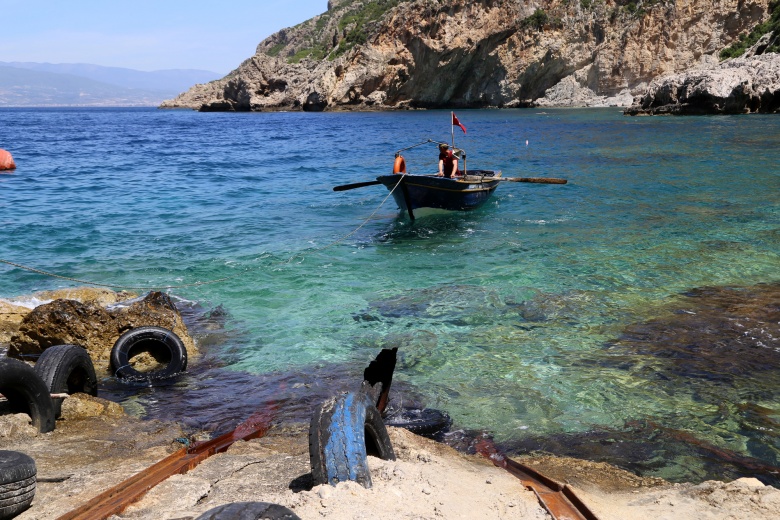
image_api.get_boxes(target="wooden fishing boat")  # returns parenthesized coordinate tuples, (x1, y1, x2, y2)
(332, 135, 566, 221)
(375, 171, 502, 219)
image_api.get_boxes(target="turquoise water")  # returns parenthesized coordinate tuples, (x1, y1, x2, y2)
(1, 108, 779, 483)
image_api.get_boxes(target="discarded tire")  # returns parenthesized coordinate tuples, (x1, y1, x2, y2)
(34, 344, 98, 418)
(0, 451, 36, 519)
(195, 501, 301, 520)
(0, 359, 55, 433)
(384, 407, 452, 438)
(110, 326, 187, 381)
(309, 391, 395, 489)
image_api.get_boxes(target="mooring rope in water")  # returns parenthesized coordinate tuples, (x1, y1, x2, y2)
(281, 172, 406, 264)
(0, 258, 239, 291)
(0, 174, 407, 291)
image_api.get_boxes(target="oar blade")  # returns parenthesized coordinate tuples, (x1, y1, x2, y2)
(503, 177, 567, 184)
(333, 180, 382, 191)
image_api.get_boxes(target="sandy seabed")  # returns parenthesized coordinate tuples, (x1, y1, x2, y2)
(1, 397, 780, 520)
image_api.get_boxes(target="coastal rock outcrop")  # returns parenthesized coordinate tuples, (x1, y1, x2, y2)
(0, 287, 134, 348)
(6, 291, 196, 371)
(624, 52, 780, 114)
(60, 393, 125, 421)
(0, 300, 28, 347)
(161, 0, 771, 111)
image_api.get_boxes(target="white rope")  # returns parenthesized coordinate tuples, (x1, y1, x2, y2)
(282, 173, 407, 263)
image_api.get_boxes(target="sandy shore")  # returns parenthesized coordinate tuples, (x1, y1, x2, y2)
(1, 396, 779, 520)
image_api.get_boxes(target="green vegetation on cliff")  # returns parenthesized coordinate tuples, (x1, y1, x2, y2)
(720, 0, 780, 59)
(265, 0, 404, 63)
(332, 0, 403, 58)
(522, 9, 549, 30)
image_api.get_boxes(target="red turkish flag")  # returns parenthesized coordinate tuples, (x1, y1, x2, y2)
(452, 112, 466, 134)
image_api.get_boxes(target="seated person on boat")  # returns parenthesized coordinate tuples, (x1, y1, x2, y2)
(438, 143, 460, 178)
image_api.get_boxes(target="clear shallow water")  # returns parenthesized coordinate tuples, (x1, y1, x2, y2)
(1, 107, 779, 484)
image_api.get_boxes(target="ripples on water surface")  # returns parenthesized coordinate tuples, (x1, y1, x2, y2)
(1, 107, 779, 484)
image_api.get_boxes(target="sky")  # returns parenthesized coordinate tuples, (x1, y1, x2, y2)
(1, 0, 328, 74)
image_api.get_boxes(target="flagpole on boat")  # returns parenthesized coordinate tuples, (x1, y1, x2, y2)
(451, 112, 466, 176)
(451, 111, 455, 150)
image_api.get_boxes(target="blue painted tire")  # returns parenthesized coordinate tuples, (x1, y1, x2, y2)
(309, 391, 395, 488)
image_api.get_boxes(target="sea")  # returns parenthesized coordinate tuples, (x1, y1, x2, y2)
(1, 107, 778, 485)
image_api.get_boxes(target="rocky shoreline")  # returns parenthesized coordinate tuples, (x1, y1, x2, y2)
(3, 288, 780, 518)
(160, 0, 772, 113)
(2, 395, 779, 519)
(160, 48, 780, 114)
(624, 52, 780, 115)
(1, 287, 197, 373)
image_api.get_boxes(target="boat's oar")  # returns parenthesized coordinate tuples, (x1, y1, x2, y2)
(333, 180, 382, 191)
(499, 177, 567, 184)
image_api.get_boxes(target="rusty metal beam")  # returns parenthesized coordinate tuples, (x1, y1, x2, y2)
(476, 437, 600, 520)
(56, 408, 274, 520)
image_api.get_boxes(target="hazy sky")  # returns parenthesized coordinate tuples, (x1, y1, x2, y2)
(1, 0, 327, 74)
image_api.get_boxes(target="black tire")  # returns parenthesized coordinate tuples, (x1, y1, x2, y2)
(0, 359, 55, 433)
(194, 502, 301, 520)
(0, 451, 36, 520)
(309, 391, 395, 489)
(34, 344, 98, 418)
(384, 407, 452, 438)
(110, 326, 187, 381)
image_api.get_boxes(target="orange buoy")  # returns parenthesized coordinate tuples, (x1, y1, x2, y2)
(393, 155, 406, 174)
(0, 149, 16, 171)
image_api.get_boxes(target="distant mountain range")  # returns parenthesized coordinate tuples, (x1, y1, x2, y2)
(0, 62, 223, 107)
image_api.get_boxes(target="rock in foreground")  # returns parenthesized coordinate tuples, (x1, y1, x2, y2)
(6, 291, 196, 371)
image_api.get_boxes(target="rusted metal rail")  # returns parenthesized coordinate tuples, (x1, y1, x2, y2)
(56, 408, 274, 520)
(476, 438, 600, 520)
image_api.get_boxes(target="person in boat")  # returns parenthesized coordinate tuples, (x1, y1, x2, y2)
(437, 143, 459, 178)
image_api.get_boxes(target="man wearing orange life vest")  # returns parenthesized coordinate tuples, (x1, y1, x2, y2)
(437, 143, 459, 178)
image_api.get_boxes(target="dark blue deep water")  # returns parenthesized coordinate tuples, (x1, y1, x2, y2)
(1, 107, 779, 484)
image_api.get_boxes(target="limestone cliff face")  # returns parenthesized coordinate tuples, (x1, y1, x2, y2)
(624, 52, 780, 114)
(160, 0, 771, 110)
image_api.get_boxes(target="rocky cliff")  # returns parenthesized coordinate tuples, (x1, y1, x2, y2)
(624, 50, 780, 114)
(624, 9, 780, 113)
(160, 0, 771, 111)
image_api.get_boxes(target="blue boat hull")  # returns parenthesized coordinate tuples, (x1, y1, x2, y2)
(376, 170, 501, 217)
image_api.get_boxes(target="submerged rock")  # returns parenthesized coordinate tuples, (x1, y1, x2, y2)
(364, 284, 505, 322)
(605, 282, 780, 381)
